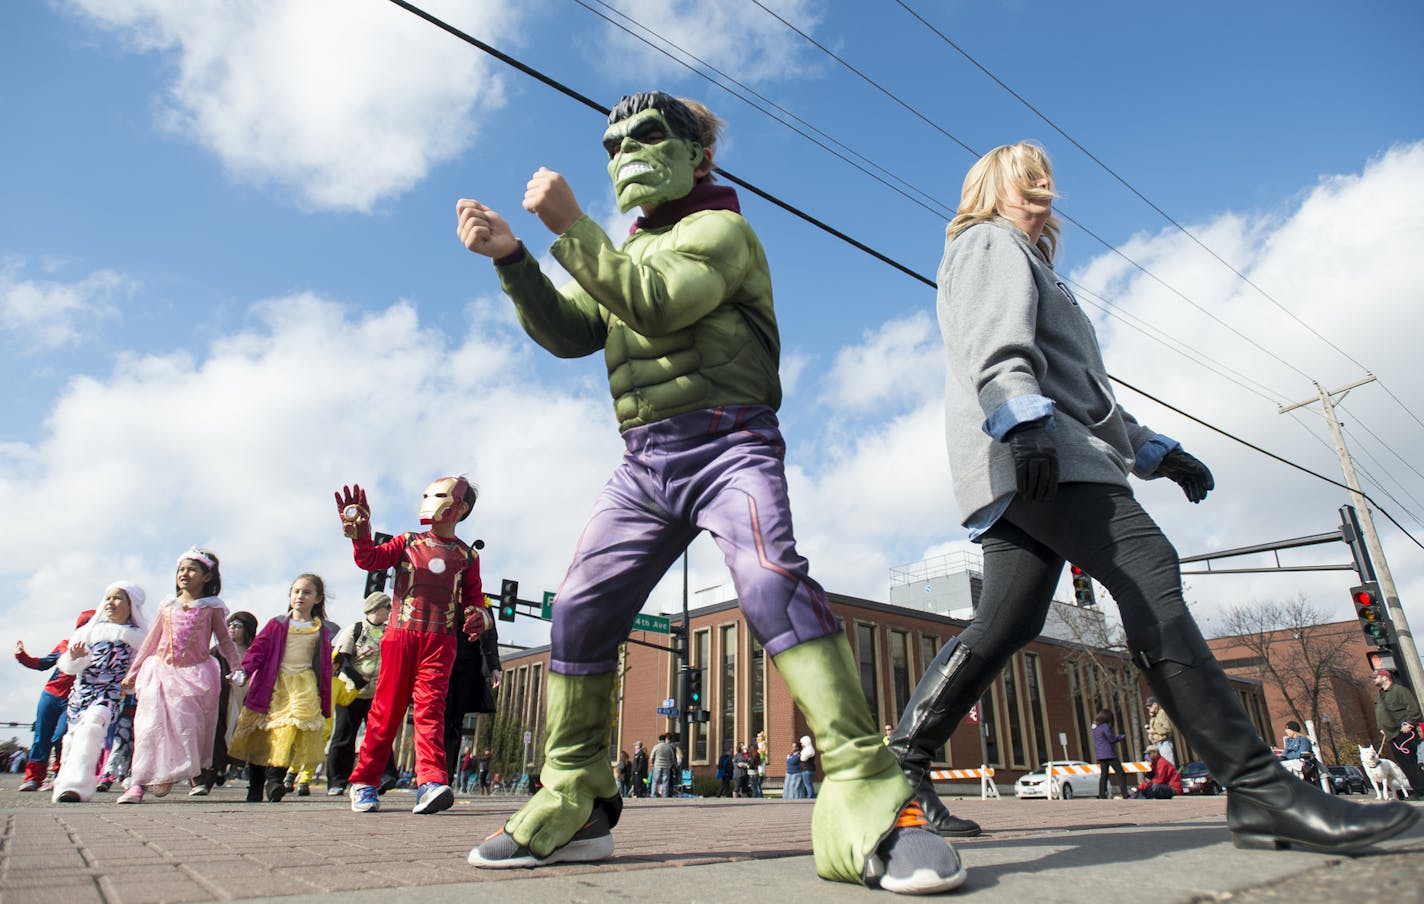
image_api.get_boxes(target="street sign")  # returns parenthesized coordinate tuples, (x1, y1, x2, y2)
(662, 698, 675, 708)
(632, 612, 671, 634)
(656, 706, 679, 716)
(541, 591, 556, 619)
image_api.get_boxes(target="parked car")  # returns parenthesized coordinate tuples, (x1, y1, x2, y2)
(1179, 761, 1222, 795)
(1014, 760, 1092, 800)
(1327, 764, 1367, 795)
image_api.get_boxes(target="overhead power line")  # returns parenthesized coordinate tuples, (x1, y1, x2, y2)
(382, 0, 1424, 554)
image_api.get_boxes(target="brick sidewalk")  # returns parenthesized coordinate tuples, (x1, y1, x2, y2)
(0, 786, 1240, 903)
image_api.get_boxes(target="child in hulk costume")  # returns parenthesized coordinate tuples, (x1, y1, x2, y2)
(455, 92, 962, 894)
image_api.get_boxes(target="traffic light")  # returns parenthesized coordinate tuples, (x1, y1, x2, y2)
(1352, 582, 1388, 645)
(498, 578, 519, 622)
(688, 667, 704, 709)
(363, 568, 388, 598)
(1070, 565, 1096, 606)
(363, 532, 393, 597)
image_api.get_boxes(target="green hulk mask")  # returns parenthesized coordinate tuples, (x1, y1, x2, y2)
(603, 107, 704, 214)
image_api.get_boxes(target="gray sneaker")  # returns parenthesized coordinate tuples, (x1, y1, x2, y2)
(872, 823, 967, 895)
(468, 806, 614, 869)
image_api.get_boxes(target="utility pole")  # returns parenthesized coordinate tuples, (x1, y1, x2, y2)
(1280, 375, 1424, 693)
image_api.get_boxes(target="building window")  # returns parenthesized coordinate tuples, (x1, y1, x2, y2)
(1024, 652, 1050, 765)
(981, 682, 1001, 767)
(692, 629, 710, 762)
(889, 629, 911, 722)
(750, 636, 765, 753)
(855, 622, 880, 726)
(1002, 657, 1028, 768)
(529, 663, 543, 763)
(719, 624, 737, 756)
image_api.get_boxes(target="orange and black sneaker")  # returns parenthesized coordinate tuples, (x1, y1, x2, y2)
(872, 800, 967, 894)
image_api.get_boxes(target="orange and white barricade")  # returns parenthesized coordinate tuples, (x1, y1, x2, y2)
(1046, 761, 1150, 799)
(928, 765, 1000, 799)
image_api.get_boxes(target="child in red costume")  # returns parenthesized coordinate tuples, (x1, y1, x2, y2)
(335, 476, 492, 815)
(13, 610, 96, 791)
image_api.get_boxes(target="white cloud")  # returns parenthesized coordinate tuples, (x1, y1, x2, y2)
(0, 259, 134, 349)
(585, 0, 826, 84)
(61, 0, 519, 211)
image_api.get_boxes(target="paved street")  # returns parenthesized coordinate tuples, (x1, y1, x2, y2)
(1, 784, 1421, 903)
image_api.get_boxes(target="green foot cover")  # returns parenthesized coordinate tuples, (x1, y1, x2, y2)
(505, 671, 618, 858)
(775, 633, 913, 885)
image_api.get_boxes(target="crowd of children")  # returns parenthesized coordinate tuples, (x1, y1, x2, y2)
(13, 475, 496, 816)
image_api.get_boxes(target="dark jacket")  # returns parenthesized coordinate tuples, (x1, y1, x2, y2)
(1375, 682, 1423, 734)
(1092, 721, 1125, 761)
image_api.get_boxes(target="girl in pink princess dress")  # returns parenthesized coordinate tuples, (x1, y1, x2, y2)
(118, 547, 241, 803)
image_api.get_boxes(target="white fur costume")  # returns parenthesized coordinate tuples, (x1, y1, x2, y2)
(52, 582, 148, 802)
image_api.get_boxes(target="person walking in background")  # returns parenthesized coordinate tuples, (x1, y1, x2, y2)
(14, 610, 95, 792)
(443, 594, 501, 796)
(52, 584, 148, 802)
(794, 735, 817, 800)
(326, 591, 398, 797)
(616, 750, 633, 798)
(884, 140, 1415, 865)
(227, 573, 334, 803)
(632, 740, 649, 798)
(191, 609, 257, 796)
(649, 733, 676, 798)
(1092, 709, 1128, 799)
(1145, 697, 1176, 765)
(1131, 746, 1182, 799)
(782, 744, 803, 799)
(1281, 721, 1312, 761)
(1373, 668, 1424, 793)
(732, 741, 751, 797)
(716, 745, 735, 797)
(478, 749, 494, 796)
(120, 548, 241, 804)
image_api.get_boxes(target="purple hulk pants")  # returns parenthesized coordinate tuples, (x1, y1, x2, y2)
(550, 405, 839, 675)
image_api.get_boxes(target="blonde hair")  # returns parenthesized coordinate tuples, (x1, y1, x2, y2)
(947, 141, 1061, 263)
(678, 96, 723, 183)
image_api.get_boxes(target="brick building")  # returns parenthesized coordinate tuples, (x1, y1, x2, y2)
(486, 592, 1272, 787)
(1207, 620, 1399, 764)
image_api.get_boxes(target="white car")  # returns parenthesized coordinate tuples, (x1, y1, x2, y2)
(1014, 760, 1092, 799)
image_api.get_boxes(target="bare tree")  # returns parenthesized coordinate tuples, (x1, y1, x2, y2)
(1053, 602, 1148, 760)
(1216, 594, 1357, 750)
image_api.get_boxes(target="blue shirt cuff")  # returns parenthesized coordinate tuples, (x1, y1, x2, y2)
(982, 395, 1056, 442)
(1134, 434, 1180, 479)
(965, 496, 1013, 542)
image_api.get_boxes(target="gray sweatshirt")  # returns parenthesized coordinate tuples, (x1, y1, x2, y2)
(937, 218, 1164, 524)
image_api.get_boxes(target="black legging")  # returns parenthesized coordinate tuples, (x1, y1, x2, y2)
(960, 483, 1189, 667)
(1097, 758, 1129, 798)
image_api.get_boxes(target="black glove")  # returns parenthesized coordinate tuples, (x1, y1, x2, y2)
(1157, 447, 1214, 503)
(1005, 421, 1059, 502)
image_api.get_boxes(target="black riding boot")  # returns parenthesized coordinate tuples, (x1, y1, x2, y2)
(886, 638, 996, 837)
(1136, 615, 1417, 854)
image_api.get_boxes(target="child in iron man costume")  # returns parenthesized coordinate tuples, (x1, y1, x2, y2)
(335, 476, 492, 816)
(455, 92, 961, 894)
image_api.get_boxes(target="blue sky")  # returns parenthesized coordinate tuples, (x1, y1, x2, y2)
(3, 0, 1423, 722)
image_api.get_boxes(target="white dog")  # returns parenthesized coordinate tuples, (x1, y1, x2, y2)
(1359, 744, 1411, 800)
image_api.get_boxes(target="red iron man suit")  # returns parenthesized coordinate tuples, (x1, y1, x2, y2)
(337, 478, 485, 792)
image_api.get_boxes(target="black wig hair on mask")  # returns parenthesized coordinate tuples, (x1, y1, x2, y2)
(608, 92, 700, 144)
(458, 476, 479, 523)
